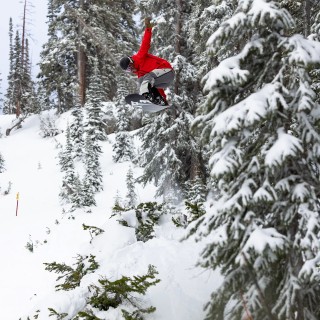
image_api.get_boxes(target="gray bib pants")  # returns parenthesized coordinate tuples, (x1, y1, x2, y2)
(138, 68, 175, 95)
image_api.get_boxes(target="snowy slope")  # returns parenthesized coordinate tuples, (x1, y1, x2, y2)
(0, 112, 220, 320)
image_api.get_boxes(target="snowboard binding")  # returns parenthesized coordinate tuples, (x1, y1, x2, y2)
(142, 84, 168, 106)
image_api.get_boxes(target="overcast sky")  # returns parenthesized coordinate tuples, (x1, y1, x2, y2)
(0, 0, 47, 92)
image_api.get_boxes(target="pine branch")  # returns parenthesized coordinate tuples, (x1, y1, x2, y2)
(241, 253, 278, 320)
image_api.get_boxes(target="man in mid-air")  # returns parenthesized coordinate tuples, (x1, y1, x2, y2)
(119, 17, 174, 106)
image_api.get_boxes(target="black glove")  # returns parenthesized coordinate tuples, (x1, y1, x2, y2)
(145, 17, 155, 28)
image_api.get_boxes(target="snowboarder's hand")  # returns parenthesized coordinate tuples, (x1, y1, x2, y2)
(145, 17, 155, 29)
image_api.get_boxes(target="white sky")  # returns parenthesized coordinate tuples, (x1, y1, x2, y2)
(0, 0, 47, 92)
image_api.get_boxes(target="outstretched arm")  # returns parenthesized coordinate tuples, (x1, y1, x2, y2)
(136, 17, 155, 59)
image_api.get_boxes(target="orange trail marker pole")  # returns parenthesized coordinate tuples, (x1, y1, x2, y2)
(16, 192, 19, 216)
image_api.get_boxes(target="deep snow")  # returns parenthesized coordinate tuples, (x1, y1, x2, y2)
(0, 112, 220, 320)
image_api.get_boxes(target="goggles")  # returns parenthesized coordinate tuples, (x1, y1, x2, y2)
(126, 57, 135, 72)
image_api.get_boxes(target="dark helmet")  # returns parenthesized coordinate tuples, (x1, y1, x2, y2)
(119, 56, 131, 70)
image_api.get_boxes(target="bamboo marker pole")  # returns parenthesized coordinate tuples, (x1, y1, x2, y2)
(16, 192, 19, 216)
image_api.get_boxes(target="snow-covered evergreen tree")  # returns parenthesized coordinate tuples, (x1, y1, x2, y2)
(310, 5, 320, 104)
(84, 59, 107, 151)
(0, 73, 2, 111)
(7, 30, 23, 116)
(81, 176, 96, 208)
(280, 0, 320, 36)
(37, 0, 77, 112)
(59, 125, 78, 202)
(39, 0, 137, 112)
(69, 174, 84, 210)
(184, 175, 207, 205)
(22, 39, 39, 114)
(125, 166, 137, 208)
(188, 0, 234, 80)
(69, 105, 84, 160)
(183, 175, 207, 224)
(0, 153, 5, 173)
(194, 1, 320, 319)
(3, 20, 38, 117)
(3, 18, 15, 115)
(112, 103, 135, 163)
(138, 113, 183, 200)
(83, 134, 103, 194)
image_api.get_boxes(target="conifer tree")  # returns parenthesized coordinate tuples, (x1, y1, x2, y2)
(2, 0, 39, 117)
(280, 0, 320, 36)
(3, 18, 15, 115)
(112, 102, 135, 163)
(59, 125, 78, 202)
(310, 5, 320, 103)
(84, 59, 107, 152)
(0, 73, 2, 111)
(38, 0, 137, 112)
(138, 113, 184, 200)
(0, 153, 5, 173)
(3, 20, 37, 117)
(184, 175, 207, 223)
(70, 173, 84, 209)
(83, 133, 103, 194)
(125, 167, 137, 208)
(194, 1, 320, 319)
(113, 189, 124, 212)
(20, 38, 38, 114)
(187, 0, 235, 80)
(11, 30, 23, 116)
(70, 105, 84, 160)
(112, 64, 136, 163)
(38, 0, 77, 112)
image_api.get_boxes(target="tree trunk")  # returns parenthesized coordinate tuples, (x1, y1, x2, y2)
(174, 0, 182, 97)
(16, 0, 28, 118)
(303, 0, 311, 37)
(21, 0, 27, 69)
(78, 0, 86, 107)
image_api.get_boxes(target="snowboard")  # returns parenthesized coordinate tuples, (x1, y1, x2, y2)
(125, 94, 169, 113)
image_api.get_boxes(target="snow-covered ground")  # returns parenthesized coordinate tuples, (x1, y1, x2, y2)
(0, 112, 220, 320)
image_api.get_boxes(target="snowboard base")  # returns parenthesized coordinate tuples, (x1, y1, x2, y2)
(125, 94, 169, 113)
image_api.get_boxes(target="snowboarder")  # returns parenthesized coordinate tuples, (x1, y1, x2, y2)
(119, 17, 174, 106)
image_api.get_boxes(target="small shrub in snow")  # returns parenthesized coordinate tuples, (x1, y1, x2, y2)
(184, 201, 206, 222)
(82, 224, 105, 243)
(135, 202, 163, 242)
(39, 113, 61, 138)
(48, 308, 68, 319)
(3, 181, 12, 195)
(75, 265, 159, 320)
(44, 254, 99, 291)
(25, 239, 34, 253)
(116, 202, 170, 242)
(172, 213, 187, 228)
(118, 218, 130, 227)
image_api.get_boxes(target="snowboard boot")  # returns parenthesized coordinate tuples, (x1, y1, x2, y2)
(149, 86, 168, 106)
(142, 83, 156, 103)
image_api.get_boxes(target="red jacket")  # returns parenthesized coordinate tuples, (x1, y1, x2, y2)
(132, 28, 173, 78)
